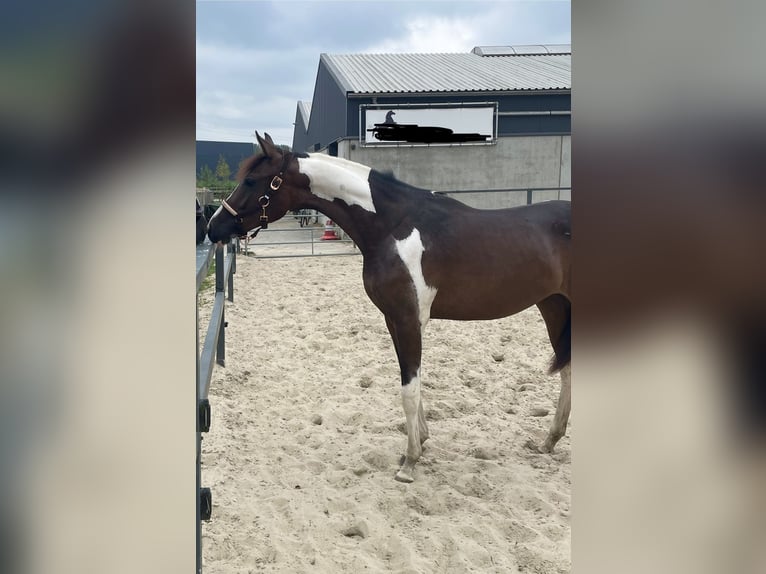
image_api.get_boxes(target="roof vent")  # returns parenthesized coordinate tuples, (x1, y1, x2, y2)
(471, 44, 571, 56)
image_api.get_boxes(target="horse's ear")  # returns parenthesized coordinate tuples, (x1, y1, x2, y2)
(256, 131, 280, 158)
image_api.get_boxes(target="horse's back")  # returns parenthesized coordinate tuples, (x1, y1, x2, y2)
(427, 199, 570, 248)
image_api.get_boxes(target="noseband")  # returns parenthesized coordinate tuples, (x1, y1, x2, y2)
(220, 153, 291, 231)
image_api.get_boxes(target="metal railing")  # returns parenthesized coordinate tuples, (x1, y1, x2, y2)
(197, 186, 570, 262)
(437, 186, 571, 207)
(241, 223, 358, 259)
(195, 239, 237, 574)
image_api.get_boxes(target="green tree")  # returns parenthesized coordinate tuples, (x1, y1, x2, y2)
(215, 154, 231, 183)
(197, 164, 214, 187)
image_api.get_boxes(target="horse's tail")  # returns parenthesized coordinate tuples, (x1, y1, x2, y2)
(549, 307, 571, 374)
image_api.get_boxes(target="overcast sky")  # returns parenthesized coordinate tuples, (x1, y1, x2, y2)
(196, 1, 570, 146)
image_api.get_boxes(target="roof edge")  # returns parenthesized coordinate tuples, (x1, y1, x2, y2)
(346, 88, 572, 97)
(320, 52, 353, 94)
(297, 101, 312, 128)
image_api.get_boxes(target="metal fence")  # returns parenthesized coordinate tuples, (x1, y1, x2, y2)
(239, 220, 359, 259)
(242, 187, 570, 259)
(197, 186, 570, 260)
(437, 186, 571, 209)
(195, 239, 237, 573)
(197, 186, 571, 214)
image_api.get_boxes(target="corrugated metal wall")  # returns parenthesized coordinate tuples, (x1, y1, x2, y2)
(293, 61, 348, 153)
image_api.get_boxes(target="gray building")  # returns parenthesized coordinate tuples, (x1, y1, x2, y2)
(292, 45, 571, 208)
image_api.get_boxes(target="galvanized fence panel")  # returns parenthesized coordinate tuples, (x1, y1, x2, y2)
(195, 239, 237, 573)
(241, 221, 359, 259)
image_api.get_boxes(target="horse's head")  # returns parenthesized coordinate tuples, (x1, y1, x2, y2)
(207, 132, 304, 244)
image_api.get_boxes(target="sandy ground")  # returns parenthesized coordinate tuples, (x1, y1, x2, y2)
(198, 246, 570, 573)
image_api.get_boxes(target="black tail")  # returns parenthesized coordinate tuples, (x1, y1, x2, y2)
(549, 310, 571, 374)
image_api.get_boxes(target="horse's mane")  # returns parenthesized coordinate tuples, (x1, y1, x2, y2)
(236, 153, 267, 182)
(236, 150, 308, 182)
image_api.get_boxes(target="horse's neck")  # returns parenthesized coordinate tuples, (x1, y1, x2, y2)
(297, 155, 376, 213)
(296, 155, 411, 251)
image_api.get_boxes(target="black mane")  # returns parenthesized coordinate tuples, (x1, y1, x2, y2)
(236, 153, 268, 182)
(237, 150, 310, 181)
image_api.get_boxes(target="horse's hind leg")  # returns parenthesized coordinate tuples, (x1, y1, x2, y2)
(418, 397, 429, 443)
(385, 315, 425, 483)
(542, 363, 571, 453)
(535, 294, 572, 453)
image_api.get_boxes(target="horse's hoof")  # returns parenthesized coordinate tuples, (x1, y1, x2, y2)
(524, 439, 545, 453)
(394, 469, 415, 483)
(540, 438, 557, 453)
(395, 458, 416, 483)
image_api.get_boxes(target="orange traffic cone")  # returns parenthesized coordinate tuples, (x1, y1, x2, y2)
(321, 219, 340, 240)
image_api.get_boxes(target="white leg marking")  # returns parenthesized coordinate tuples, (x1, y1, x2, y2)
(542, 363, 571, 453)
(297, 154, 375, 212)
(396, 373, 422, 483)
(393, 228, 438, 329)
(418, 395, 429, 443)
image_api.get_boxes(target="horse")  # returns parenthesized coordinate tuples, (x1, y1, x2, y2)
(207, 132, 571, 483)
(196, 198, 207, 245)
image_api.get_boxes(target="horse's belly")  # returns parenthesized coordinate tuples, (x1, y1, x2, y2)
(429, 287, 543, 321)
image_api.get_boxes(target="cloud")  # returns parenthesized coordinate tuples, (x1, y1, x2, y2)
(196, 40, 263, 70)
(196, 90, 297, 144)
(359, 3, 570, 55)
(195, 2, 571, 144)
(196, 37, 319, 144)
(365, 16, 479, 53)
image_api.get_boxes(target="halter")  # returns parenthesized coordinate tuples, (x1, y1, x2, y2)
(220, 153, 291, 231)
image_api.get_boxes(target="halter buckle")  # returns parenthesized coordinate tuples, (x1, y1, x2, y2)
(270, 176, 283, 191)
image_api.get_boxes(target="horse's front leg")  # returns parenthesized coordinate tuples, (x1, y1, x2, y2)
(385, 316, 424, 483)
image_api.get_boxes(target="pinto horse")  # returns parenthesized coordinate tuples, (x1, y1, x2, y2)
(208, 132, 571, 483)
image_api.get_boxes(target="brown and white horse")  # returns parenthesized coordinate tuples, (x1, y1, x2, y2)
(208, 132, 571, 482)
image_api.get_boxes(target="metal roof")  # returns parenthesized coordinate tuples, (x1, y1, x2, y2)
(297, 101, 311, 127)
(321, 47, 570, 95)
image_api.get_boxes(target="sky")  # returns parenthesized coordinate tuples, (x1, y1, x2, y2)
(196, 1, 571, 147)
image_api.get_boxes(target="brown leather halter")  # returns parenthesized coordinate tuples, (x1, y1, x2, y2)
(220, 153, 291, 231)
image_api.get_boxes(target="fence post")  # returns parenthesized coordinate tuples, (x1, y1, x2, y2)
(526, 189, 533, 205)
(196, 300, 202, 574)
(227, 241, 236, 303)
(311, 227, 315, 256)
(215, 245, 225, 367)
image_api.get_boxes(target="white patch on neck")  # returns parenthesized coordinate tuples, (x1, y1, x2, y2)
(297, 154, 375, 213)
(394, 229, 438, 330)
